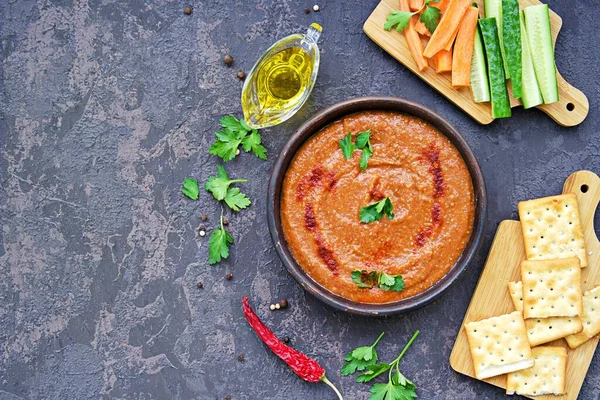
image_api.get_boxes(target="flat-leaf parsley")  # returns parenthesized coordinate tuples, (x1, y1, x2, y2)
(208, 215, 234, 264)
(205, 165, 251, 212)
(209, 115, 267, 162)
(360, 197, 394, 223)
(341, 332, 385, 376)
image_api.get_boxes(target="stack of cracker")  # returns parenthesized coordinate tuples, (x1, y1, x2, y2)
(465, 193, 600, 397)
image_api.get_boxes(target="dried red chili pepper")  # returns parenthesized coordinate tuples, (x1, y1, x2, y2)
(242, 297, 343, 399)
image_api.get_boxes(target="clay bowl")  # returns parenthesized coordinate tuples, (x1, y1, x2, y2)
(267, 96, 487, 316)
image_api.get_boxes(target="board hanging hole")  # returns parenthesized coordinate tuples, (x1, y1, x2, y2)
(581, 184, 589, 193)
(566, 103, 575, 111)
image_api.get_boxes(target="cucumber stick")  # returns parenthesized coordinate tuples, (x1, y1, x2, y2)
(520, 11, 543, 109)
(502, 0, 522, 99)
(524, 4, 559, 104)
(479, 18, 511, 118)
(484, 0, 510, 79)
(470, 26, 491, 103)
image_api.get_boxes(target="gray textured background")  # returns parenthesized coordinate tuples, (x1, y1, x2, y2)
(1, 0, 599, 399)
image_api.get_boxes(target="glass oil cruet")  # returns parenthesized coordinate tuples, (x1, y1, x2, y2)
(241, 23, 322, 129)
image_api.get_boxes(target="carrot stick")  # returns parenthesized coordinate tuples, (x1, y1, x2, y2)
(443, 22, 461, 51)
(409, 0, 424, 11)
(432, 0, 449, 13)
(434, 49, 453, 73)
(423, 0, 472, 58)
(451, 6, 479, 87)
(400, 0, 429, 71)
(414, 19, 431, 36)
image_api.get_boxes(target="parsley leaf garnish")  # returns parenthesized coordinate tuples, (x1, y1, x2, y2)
(341, 332, 385, 376)
(352, 270, 405, 293)
(420, 0, 441, 34)
(384, 0, 440, 34)
(209, 115, 267, 162)
(205, 165, 251, 212)
(360, 197, 394, 223)
(208, 215, 234, 264)
(339, 129, 373, 170)
(362, 331, 420, 400)
(383, 10, 414, 32)
(339, 133, 356, 160)
(182, 177, 199, 200)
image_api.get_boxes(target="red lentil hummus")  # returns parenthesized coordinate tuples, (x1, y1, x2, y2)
(281, 111, 475, 303)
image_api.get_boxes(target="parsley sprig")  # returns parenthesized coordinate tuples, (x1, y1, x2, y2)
(341, 332, 385, 376)
(360, 197, 394, 223)
(208, 215, 234, 264)
(209, 116, 267, 162)
(384, 0, 441, 34)
(339, 129, 373, 170)
(351, 270, 405, 292)
(342, 331, 420, 400)
(181, 177, 199, 200)
(205, 165, 251, 212)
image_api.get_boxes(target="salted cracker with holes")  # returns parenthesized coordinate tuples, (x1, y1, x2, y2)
(518, 193, 588, 267)
(508, 281, 583, 346)
(565, 285, 600, 349)
(464, 311, 534, 380)
(506, 346, 567, 396)
(521, 258, 583, 318)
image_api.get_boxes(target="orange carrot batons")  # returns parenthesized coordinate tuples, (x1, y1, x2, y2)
(400, 0, 429, 71)
(423, 0, 472, 58)
(434, 49, 453, 73)
(452, 6, 479, 87)
(409, 0, 424, 11)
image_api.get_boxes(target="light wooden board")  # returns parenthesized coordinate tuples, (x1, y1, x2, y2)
(449, 170, 600, 399)
(363, 0, 589, 126)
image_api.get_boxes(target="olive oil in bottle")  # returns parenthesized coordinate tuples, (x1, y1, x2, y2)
(242, 23, 322, 129)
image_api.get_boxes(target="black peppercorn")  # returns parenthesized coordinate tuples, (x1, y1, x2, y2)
(225, 396, 231, 400)
(304, 8, 310, 14)
(237, 353, 244, 361)
(223, 55, 233, 66)
(201, 215, 208, 222)
(196, 281, 203, 289)
(222, 217, 229, 226)
(183, 6, 192, 15)
(225, 273, 233, 280)
(283, 336, 290, 344)
(279, 298, 288, 309)
(237, 71, 246, 80)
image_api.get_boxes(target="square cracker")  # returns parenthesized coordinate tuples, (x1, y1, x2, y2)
(518, 193, 588, 267)
(506, 346, 567, 396)
(566, 285, 600, 349)
(521, 258, 583, 318)
(508, 281, 583, 346)
(464, 311, 534, 380)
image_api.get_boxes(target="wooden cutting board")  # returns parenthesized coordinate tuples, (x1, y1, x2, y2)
(363, 0, 589, 126)
(449, 170, 600, 399)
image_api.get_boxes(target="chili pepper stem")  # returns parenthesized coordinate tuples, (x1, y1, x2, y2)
(321, 375, 344, 400)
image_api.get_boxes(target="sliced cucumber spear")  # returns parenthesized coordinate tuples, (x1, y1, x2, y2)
(520, 10, 543, 109)
(523, 4, 559, 104)
(479, 18, 511, 119)
(484, 0, 510, 79)
(470, 25, 491, 103)
(502, 0, 522, 99)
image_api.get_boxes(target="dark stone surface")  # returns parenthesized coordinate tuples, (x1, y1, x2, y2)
(0, 0, 599, 399)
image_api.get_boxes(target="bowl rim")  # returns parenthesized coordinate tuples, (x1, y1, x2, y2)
(267, 96, 487, 316)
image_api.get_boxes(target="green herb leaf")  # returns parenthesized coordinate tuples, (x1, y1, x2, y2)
(420, 3, 441, 34)
(369, 381, 417, 400)
(355, 130, 372, 149)
(208, 215, 234, 264)
(360, 146, 373, 170)
(341, 332, 385, 376)
(352, 270, 405, 293)
(339, 133, 356, 160)
(209, 116, 267, 162)
(182, 177, 199, 200)
(205, 165, 251, 212)
(384, 10, 414, 32)
(224, 187, 251, 212)
(356, 363, 391, 383)
(241, 129, 267, 160)
(360, 197, 394, 223)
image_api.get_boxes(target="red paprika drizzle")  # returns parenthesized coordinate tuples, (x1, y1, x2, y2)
(242, 297, 343, 399)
